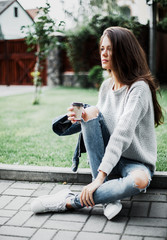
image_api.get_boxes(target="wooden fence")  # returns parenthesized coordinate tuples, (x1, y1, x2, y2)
(0, 39, 47, 85)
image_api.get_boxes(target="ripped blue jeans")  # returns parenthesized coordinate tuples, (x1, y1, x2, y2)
(70, 112, 154, 209)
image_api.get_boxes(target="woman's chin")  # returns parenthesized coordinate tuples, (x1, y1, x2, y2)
(102, 64, 107, 69)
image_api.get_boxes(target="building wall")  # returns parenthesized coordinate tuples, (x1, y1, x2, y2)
(117, 0, 150, 24)
(0, 1, 33, 39)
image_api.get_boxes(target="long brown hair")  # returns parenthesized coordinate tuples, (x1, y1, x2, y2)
(100, 26, 164, 127)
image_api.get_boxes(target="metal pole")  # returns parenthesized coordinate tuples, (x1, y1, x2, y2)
(149, 1, 157, 76)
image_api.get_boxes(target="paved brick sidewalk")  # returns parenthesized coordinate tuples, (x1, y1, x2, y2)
(0, 180, 167, 240)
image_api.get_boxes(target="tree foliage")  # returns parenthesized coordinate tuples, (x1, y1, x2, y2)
(157, 16, 167, 31)
(22, 3, 64, 64)
(151, 0, 167, 31)
(155, 0, 167, 6)
(89, 0, 119, 14)
(0, 24, 4, 40)
(65, 14, 142, 76)
(21, 3, 64, 104)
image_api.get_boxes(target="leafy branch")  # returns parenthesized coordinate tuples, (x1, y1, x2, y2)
(21, 3, 65, 104)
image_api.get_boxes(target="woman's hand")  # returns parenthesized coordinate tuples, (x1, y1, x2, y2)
(80, 171, 107, 208)
(67, 106, 86, 124)
(67, 106, 77, 124)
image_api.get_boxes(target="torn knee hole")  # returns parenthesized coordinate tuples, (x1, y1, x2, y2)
(84, 106, 99, 122)
(130, 169, 149, 189)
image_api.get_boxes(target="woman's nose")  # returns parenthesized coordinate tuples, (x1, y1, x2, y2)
(102, 49, 107, 56)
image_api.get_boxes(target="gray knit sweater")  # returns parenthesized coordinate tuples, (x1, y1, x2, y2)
(96, 78, 157, 176)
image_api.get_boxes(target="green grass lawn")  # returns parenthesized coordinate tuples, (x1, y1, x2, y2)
(0, 86, 166, 171)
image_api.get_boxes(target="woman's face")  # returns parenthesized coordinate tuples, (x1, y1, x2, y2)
(100, 35, 112, 70)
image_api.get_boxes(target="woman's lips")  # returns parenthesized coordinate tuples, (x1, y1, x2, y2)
(102, 59, 109, 63)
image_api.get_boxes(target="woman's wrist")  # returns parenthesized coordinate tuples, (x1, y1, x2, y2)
(96, 170, 107, 183)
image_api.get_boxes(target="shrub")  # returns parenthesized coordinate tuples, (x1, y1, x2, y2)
(76, 73, 90, 88)
(88, 65, 104, 89)
(65, 26, 95, 73)
(157, 16, 167, 32)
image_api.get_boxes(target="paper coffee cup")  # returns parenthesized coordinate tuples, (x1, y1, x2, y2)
(72, 102, 84, 120)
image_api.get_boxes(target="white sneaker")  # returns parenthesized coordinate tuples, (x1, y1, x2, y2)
(31, 189, 74, 214)
(103, 201, 122, 220)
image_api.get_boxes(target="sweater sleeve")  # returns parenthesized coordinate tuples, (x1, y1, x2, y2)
(98, 84, 150, 175)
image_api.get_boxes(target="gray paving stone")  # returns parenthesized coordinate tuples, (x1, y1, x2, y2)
(49, 184, 70, 195)
(119, 207, 129, 217)
(0, 196, 14, 208)
(0, 236, 28, 240)
(125, 225, 167, 237)
(132, 193, 166, 202)
(121, 200, 132, 208)
(122, 196, 131, 201)
(149, 202, 167, 218)
(75, 207, 92, 215)
(103, 217, 128, 234)
(0, 226, 36, 237)
(82, 215, 106, 232)
(43, 219, 84, 231)
(91, 206, 104, 215)
(0, 180, 15, 185)
(144, 237, 166, 240)
(3, 188, 34, 196)
(0, 210, 16, 217)
(32, 182, 55, 197)
(6, 211, 32, 226)
(20, 202, 31, 211)
(76, 232, 120, 240)
(11, 182, 40, 190)
(50, 212, 88, 222)
(144, 238, 166, 240)
(129, 217, 167, 227)
(147, 189, 167, 194)
(24, 213, 50, 228)
(0, 217, 9, 225)
(130, 201, 150, 217)
(0, 181, 14, 194)
(31, 228, 56, 240)
(121, 236, 142, 240)
(5, 196, 29, 210)
(70, 184, 85, 192)
(53, 230, 78, 240)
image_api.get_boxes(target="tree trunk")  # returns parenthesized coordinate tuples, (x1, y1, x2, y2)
(33, 48, 42, 105)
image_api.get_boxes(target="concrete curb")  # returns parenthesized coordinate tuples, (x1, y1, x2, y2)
(0, 164, 92, 184)
(0, 164, 167, 188)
